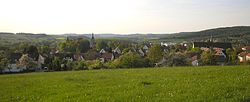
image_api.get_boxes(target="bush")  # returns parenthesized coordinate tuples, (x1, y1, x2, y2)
(114, 52, 148, 68)
(74, 61, 88, 70)
(86, 60, 105, 70)
(66, 61, 76, 70)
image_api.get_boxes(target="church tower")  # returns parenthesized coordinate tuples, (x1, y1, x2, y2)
(209, 34, 213, 42)
(90, 33, 96, 48)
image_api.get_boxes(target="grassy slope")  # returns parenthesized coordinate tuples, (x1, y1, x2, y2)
(0, 66, 250, 102)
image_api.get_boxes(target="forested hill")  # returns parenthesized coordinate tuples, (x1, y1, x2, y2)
(1, 26, 250, 46)
(159, 26, 250, 43)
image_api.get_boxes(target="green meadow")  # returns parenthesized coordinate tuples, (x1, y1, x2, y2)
(0, 66, 250, 102)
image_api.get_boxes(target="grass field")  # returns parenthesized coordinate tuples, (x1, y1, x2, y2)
(0, 66, 250, 102)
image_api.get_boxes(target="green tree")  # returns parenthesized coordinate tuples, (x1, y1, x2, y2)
(52, 57, 62, 71)
(39, 45, 51, 54)
(66, 61, 76, 70)
(76, 39, 90, 53)
(58, 38, 90, 53)
(96, 40, 108, 51)
(147, 44, 164, 63)
(115, 52, 148, 68)
(0, 53, 9, 73)
(87, 60, 105, 70)
(26, 45, 39, 60)
(226, 48, 238, 65)
(74, 61, 87, 70)
(201, 50, 215, 65)
(17, 54, 37, 70)
(190, 47, 202, 54)
(167, 54, 189, 66)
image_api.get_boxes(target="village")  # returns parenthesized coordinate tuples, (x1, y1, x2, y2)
(0, 33, 249, 73)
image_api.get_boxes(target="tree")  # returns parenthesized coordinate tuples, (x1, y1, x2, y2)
(167, 54, 189, 66)
(65, 61, 76, 70)
(96, 40, 108, 51)
(201, 50, 215, 65)
(226, 48, 238, 65)
(26, 45, 39, 60)
(0, 53, 9, 73)
(115, 52, 148, 68)
(58, 38, 90, 53)
(76, 39, 90, 53)
(52, 57, 62, 71)
(190, 47, 202, 54)
(39, 45, 51, 54)
(74, 61, 87, 70)
(17, 42, 29, 53)
(147, 44, 164, 63)
(87, 60, 105, 70)
(18, 54, 37, 70)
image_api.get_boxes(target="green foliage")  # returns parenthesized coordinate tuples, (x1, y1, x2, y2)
(226, 48, 238, 65)
(115, 52, 148, 68)
(0, 53, 9, 72)
(65, 61, 76, 71)
(58, 38, 90, 53)
(39, 45, 51, 54)
(201, 50, 215, 65)
(74, 61, 88, 70)
(52, 57, 62, 71)
(17, 54, 37, 70)
(86, 60, 105, 70)
(190, 47, 202, 54)
(0, 66, 250, 101)
(96, 40, 108, 51)
(25, 45, 39, 59)
(167, 54, 189, 67)
(160, 26, 250, 43)
(147, 44, 164, 63)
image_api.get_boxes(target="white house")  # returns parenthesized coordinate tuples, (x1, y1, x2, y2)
(113, 47, 122, 54)
(99, 49, 106, 54)
(238, 52, 249, 62)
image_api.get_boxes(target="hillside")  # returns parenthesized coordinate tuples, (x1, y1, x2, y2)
(0, 66, 250, 102)
(1, 26, 250, 46)
(0, 33, 88, 47)
(158, 26, 250, 43)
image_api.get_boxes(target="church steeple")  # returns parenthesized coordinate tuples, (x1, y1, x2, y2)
(66, 35, 69, 42)
(209, 34, 213, 42)
(90, 33, 96, 48)
(91, 33, 94, 39)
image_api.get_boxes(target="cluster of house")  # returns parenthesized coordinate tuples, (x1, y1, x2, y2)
(2, 53, 45, 73)
(2, 34, 250, 73)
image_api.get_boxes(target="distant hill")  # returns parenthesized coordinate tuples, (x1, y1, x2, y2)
(1, 26, 250, 46)
(158, 26, 250, 43)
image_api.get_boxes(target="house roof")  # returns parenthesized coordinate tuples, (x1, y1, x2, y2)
(242, 46, 250, 51)
(193, 42, 232, 49)
(238, 52, 248, 57)
(100, 53, 113, 59)
(246, 53, 250, 57)
(99, 49, 106, 54)
(113, 47, 121, 54)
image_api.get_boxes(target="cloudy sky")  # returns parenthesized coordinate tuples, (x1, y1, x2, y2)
(0, 0, 250, 34)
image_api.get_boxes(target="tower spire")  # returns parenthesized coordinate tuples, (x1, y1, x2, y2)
(91, 33, 94, 39)
(90, 33, 96, 48)
(210, 34, 213, 42)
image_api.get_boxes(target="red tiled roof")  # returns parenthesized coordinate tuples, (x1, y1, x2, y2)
(246, 53, 250, 57)
(243, 46, 250, 51)
(238, 52, 248, 57)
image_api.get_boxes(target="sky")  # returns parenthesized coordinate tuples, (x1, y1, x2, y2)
(0, 0, 250, 34)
